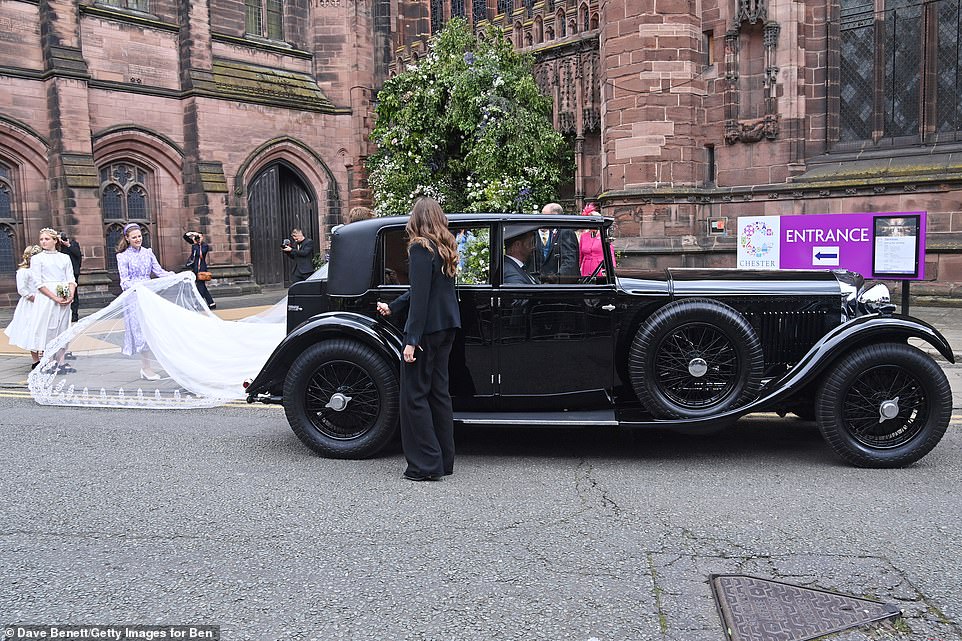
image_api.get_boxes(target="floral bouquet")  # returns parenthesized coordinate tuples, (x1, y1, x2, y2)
(55, 283, 70, 299)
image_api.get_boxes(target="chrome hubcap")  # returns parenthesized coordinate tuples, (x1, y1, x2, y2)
(325, 392, 352, 412)
(878, 397, 900, 422)
(688, 357, 708, 378)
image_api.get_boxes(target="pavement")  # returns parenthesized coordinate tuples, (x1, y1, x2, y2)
(0, 290, 959, 402)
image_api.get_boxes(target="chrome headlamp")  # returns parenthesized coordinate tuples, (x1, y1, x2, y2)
(858, 283, 895, 315)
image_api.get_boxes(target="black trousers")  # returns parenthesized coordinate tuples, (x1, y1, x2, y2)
(194, 278, 214, 306)
(399, 328, 456, 477)
(70, 289, 80, 322)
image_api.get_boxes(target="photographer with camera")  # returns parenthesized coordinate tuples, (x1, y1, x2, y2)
(281, 227, 314, 284)
(58, 232, 82, 323)
(183, 231, 216, 309)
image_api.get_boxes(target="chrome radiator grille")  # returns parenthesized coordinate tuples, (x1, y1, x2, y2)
(750, 310, 830, 366)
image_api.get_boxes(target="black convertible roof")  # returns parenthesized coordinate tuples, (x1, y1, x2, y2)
(327, 213, 611, 296)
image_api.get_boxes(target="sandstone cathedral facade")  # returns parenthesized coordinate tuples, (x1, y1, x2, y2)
(1, 0, 961, 305)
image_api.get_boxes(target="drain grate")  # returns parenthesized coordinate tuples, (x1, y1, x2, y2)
(710, 574, 900, 641)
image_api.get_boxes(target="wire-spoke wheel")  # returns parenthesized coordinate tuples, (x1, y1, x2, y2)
(629, 298, 764, 419)
(284, 339, 399, 458)
(816, 343, 951, 468)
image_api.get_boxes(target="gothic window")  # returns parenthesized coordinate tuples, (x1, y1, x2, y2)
(838, 0, 962, 144)
(497, 0, 513, 16)
(451, 0, 465, 18)
(524, 0, 534, 18)
(101, 0, 149, 10)
(99, 162, 152, 274)
(515, 21, 523, 47)
(0, 163, 12, 220)
(472, 0, 487, 24)
(581, 3, 589, 31)
(557, 10, 566, 37)
(431, 0, 444, 34)
(534, 16, 543, 43)
(245, 0, 284, 40)
(0, 224, 15, 275)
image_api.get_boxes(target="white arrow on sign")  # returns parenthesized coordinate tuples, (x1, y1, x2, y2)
(812, 246, 840, 266)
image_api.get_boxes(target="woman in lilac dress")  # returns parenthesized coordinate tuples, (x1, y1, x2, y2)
(116, 223, 172, 380)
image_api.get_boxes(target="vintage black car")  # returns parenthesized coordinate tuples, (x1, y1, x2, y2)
(245, 214, 954, 468)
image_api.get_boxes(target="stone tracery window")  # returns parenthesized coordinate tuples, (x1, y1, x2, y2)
(101, 0, 149, 11)
(472, 0, 487, 24)
(0, 164, 15, 275)
(99, 162, 152, 274)
(245, 0, 284, 40)
(431, 0, 444, 34)
(837, 0, 962, 144)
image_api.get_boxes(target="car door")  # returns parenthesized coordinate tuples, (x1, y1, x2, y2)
(451, 225, 496, 409)
(495, 222, 616, 410)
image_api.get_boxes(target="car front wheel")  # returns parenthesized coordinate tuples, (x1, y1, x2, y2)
(816, 342, 951, 468)
(283, 339, 399, 458)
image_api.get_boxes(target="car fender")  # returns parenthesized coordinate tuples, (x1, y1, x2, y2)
(246, 312, 403, 399)
(644, 314, 953, 430)
(761, 313, 954, 399)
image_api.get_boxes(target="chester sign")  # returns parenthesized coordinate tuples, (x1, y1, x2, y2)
(736, 212, 926, 280)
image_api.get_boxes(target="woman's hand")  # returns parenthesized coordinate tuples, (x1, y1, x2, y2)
(27, 294, 35, 302)
(376, 302, 391, 317)
(403, 344, 416, 363)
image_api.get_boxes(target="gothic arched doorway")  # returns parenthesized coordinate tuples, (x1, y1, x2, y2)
(248, 161, 318, 286)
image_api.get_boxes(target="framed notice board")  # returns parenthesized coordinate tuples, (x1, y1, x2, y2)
(872, 214, 921, 278)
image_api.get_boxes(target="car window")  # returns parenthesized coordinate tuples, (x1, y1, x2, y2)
(379, 225, 491, 286)
(452, 226, 490, 285)
(504, 223, 607, 285)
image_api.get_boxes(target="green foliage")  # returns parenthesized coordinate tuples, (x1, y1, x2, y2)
(456, 228, 490, 285)
(368, 19, 571, 215)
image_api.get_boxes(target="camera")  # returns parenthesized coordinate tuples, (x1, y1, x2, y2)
(282, 239, 292, 248)
(59, 233, 68, 242)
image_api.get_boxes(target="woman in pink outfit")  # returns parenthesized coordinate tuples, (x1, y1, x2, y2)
(578, 203, 616, 277)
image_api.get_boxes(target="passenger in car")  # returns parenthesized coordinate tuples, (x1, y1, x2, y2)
(503, 227, 539, 285)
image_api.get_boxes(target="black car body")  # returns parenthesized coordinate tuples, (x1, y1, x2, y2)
(246, 214, 954, 467)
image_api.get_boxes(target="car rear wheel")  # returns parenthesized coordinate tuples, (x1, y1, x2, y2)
(284, 339, 399, 458)
(629, 298, 764, 419)
(815, 342, 951, 468)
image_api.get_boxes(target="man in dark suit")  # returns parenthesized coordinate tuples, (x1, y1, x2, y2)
(525, 203, 579, 282)
(282, 227, 315, 283)
(58, 233, 82, 322)
(503, 227, 538, 285)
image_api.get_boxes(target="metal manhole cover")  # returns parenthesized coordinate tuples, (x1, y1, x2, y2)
(710, 574, 900, 641)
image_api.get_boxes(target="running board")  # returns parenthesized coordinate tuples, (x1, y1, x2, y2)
(454, 410, 618, 426)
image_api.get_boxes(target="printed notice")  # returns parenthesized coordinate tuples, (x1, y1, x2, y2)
(873, 216, 920, 277)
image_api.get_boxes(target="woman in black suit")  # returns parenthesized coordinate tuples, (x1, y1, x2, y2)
(376, 197, 462, 481)
(183, 231, 216, 309)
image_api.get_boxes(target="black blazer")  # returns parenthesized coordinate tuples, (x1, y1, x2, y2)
(503, 256, 537, 285)
(286, 237, 315, 277)
(389, 242, 461, 347)
(525, 228, 578, 277)
(183, 233, 210, 272)
(58, 241, 82, 277)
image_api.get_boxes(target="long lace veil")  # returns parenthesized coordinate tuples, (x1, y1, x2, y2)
(27, 272, 286, 408)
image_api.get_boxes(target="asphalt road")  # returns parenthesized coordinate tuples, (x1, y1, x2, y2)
(1, 393, 960, 641)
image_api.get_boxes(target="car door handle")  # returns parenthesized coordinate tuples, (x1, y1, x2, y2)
(601, 304, 615, 311)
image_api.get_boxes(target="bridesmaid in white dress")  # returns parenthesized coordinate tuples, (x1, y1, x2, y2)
(24, 228, 76, 373)
(3, 244, 43, 368)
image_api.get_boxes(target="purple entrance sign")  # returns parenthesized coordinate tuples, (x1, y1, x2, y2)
(737, 212, 926, 280)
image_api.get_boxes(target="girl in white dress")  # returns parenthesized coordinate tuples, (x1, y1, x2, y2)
(3, 244, 43, 368)
(23, 228, 76, 373)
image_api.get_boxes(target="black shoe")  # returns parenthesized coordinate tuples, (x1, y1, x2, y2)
(403, 472, 442, 482)
(64, 352, 76, 360)
(71, 315, 79, 323)
(30, 361, 39, 370)
(57, 364, 77, 374)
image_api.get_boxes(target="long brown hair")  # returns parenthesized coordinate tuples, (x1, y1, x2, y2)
(405, 197, 458, 278)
